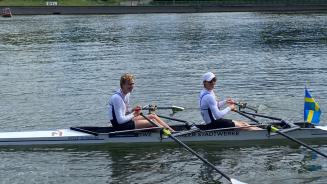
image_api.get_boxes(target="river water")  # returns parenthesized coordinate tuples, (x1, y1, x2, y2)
(0, 13, 326, 183)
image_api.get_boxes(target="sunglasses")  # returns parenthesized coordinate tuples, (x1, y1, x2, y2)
(207, 77, 217, 84)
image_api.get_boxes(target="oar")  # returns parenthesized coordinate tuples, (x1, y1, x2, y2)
(268, 125, 327, 158)
(161, 105, 185, 112)
(235, 102, 258, 113)
(157, 115, 193, 129)
(237, 111, 302, 129)
(140, 113, 246, 184)
(157, 115, 189, 124)
(234, 110, 259, 123)
(235, 111, 327, 158)
(142, 105, 184, 113)
(237, 111, 283, 121)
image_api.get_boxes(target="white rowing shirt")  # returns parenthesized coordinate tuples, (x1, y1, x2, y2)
(108, 89, 133, 124)
(199, 89, 231, 124)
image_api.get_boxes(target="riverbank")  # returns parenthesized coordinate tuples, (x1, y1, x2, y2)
(2, 5, 327, 15)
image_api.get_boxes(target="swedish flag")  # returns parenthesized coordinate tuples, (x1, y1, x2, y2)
(304, 88, 321, 125)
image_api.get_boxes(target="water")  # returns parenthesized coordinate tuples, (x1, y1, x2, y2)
(0, 13, 327, 183)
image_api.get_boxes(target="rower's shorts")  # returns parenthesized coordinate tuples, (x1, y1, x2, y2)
(200, 118, 235, 130)
(111, 119, 135, 130)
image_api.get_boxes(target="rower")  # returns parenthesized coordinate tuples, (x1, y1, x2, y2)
(108, 73, 175, 132)
(199, 72, 261, 130)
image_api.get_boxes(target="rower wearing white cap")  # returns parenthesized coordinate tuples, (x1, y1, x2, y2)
(199, 72, 261, 130)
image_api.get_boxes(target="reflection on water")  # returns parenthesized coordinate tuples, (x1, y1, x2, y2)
(0, 13, 327, 183)
(0, 144, 326, 184)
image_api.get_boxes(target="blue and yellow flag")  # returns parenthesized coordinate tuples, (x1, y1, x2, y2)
(304, 88, 321, 125)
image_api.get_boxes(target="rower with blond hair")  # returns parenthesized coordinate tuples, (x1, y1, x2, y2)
(108, 73, 174, 132)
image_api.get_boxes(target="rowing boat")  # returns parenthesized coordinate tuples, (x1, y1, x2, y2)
(1, 8, 12, 17)
(0, 122, 326, 147)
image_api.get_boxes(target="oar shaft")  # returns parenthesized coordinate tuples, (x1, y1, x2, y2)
(140, 113, 236, 183)
(246, 106, 258, 112)
(140, 113, 160, 127)
(235, 103, 257, 112)
(168, 134, 232, 181)
(276, 130, 327, 158)
(235, 111, 259, 123)
(157, 115, 189, 124)
(240, 111, 282, 121)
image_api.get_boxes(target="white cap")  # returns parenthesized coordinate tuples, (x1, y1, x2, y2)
(202, 72, 215, 82)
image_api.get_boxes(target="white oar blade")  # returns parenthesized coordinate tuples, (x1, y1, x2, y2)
(172, 106, 184, 111)
(231, 178, 248, 184)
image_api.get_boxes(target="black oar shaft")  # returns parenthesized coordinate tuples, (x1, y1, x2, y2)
(168, 134, 232, 181)
(157, 115, 189, 124)
(235, 103, 257, 113)
(240, 111, 282, 121)
(238, 103, 327, 159)
(275, 130, 327, 158)
(140, 113, 161, 127)
(235, 111, 259, 123)
(140, 113, 235, 183)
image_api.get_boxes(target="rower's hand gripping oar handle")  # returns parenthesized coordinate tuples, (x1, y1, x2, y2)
(133, 106, 142, 116)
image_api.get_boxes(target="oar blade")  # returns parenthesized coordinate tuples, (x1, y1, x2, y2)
(171, 105, 184, 111)
(231, 178, 248, 184)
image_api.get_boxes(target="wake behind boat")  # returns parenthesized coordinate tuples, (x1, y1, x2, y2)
(0, 122, 326, 147)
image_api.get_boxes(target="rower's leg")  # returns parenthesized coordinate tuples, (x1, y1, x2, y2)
(134, 118, 158, 129)
(233, 120, 262, 130)
(148, 114, 175, 132)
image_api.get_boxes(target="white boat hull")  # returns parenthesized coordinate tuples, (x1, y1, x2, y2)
(0, 125, 326, 147)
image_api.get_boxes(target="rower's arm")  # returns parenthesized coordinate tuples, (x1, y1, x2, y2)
(112, 96, 134, 124)
(207, 96, 231, 119)
(217, 100, 226, 109)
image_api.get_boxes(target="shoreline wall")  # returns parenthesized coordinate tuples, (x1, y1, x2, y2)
(1, 5, 327, 15)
